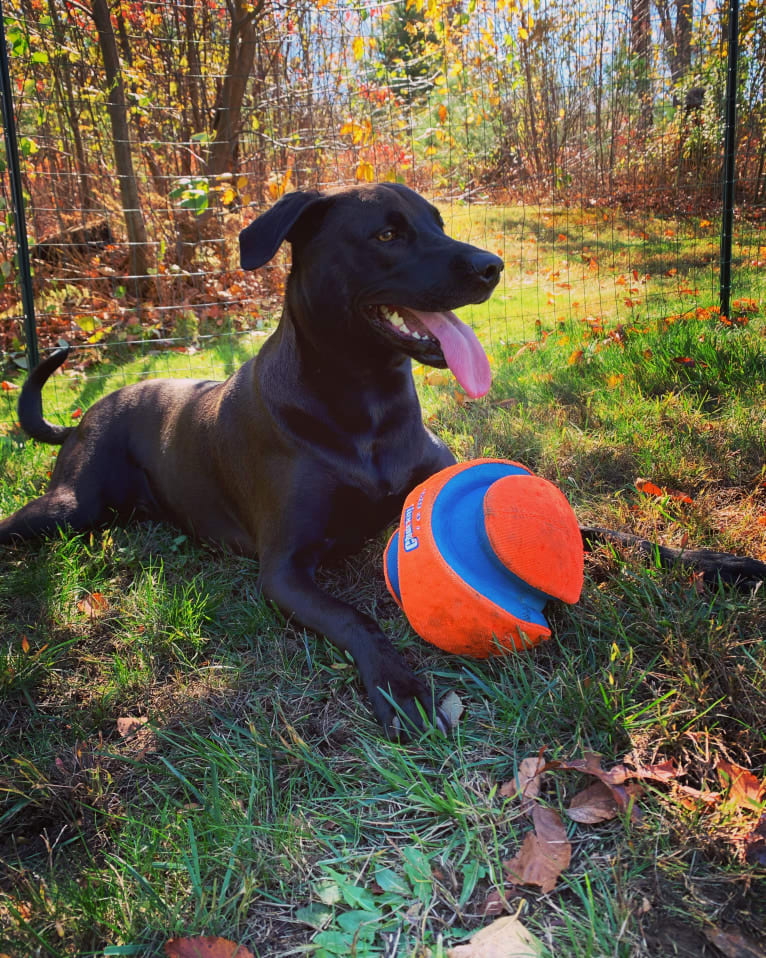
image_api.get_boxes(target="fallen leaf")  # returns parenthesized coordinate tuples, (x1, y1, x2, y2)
(716, 760, 765, 810)
(500, 755, 546, 813)
(503, 805, 571, 894)
(566, 781, 619, 823)
(440, 691, 464, 726)
(623, 756, 681, 784)
(71, 407, 82, 419)
(481, 888, 509, 917)
(635, 478, 665, 497)
(164, 937, 255, 958)
(77, 591, 108, 618)
(1, 380, 18, 390)
(543, 752, 643, 820)
(117, 716, 149, 737)
(702, 926, 765, 958)
(447, 915, 544, 957)
(634, 479, 693, 505)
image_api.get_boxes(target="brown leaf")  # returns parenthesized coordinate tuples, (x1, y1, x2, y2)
(544, 752, 643, 821)
(503, 806, 571, 894)
(481, 889, 509, 917)
(702, 926, 765, 958)
(566, 781, 619, 824)
(117, 716, 149, 738)
(164, 937, 255, 958)
(447, 915, 544, 957)
(500, 756, 545, 812)
(623, 756, 681, 783)
(716, 760, 765, 810)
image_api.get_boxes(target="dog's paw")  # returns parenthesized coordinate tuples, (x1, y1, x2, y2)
(362, 655, 449, 738)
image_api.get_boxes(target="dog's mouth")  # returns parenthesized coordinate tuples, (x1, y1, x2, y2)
(367, 304, 491, 398)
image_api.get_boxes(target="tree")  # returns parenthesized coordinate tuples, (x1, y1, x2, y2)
(376, 1, 440, 100)
(656, 0, 693, 87)
(89, 0, 150, 293)
(631, 0, 653, 134)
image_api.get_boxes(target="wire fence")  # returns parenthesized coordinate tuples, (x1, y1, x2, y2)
(0, 0, 764, 421)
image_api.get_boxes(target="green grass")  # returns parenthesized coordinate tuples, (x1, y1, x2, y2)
(1, 211, 765, 957)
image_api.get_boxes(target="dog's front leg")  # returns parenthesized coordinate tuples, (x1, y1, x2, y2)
(259, 558, 448, 736)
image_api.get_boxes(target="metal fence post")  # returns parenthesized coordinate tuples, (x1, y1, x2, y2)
(719, 0, 739, 321)
(0, 0, 38, 369)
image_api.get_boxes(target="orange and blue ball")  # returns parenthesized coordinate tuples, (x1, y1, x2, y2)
(384, 459, 584, 657)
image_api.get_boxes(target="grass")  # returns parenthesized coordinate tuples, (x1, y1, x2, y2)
(1, 208, 765, 957)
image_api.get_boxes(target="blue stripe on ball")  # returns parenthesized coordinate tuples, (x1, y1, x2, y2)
(430, 462, 551, 630)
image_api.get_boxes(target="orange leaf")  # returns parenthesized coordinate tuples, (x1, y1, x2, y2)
(568, 349, 584, 365)
(21, 635, 30, 654)
(77, 592, 108, 619)
(437, 103, 447, 124)
(165, 937, 255, 958)
(71, 408, 82, 419)
(635, 478, 664, 497)
(1, 380, 18, 391)
(716, 760, 765, 810)
(557, 233, 567, 242)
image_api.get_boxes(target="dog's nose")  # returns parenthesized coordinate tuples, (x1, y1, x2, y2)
(470, 251, 504, 286)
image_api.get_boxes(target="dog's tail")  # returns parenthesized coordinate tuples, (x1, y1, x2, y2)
(17, 347, 74, 445)
(580, 525, 766, 590)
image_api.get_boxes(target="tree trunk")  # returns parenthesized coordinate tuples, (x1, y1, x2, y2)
(206, 0, 261, 178)
(631, 0, 653, 135)
(90, 0, 151, 294)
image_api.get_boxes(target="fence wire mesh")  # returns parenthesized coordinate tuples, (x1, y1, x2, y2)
(0, 0, 764, 423)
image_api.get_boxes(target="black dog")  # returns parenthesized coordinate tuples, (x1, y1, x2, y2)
(1, 184, 763, 734)
(1, 184, 503, 734)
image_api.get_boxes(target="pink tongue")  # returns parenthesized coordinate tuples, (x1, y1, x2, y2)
(405, 308, 491, 398)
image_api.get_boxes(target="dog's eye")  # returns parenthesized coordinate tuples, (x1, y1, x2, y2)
(376, 228, 396, 243)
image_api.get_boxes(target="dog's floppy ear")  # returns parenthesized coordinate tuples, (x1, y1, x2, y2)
(239, 190, 325, 270)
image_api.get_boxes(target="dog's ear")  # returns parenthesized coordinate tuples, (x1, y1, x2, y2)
(239, 191, 325, 270)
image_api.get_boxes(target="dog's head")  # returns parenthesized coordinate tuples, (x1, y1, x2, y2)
(239, 183, 503, 398)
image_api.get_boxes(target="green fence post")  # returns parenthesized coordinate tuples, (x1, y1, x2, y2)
(719, 0, 739, 321)
(0, 0, 39, 370)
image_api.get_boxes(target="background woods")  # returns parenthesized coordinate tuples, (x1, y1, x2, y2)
(0, 0, 764, 359)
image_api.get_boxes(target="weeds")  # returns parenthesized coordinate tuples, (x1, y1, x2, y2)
(1, 214, 765, 957)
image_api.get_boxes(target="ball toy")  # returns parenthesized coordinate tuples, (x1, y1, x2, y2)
(383, 459, 584, 657)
